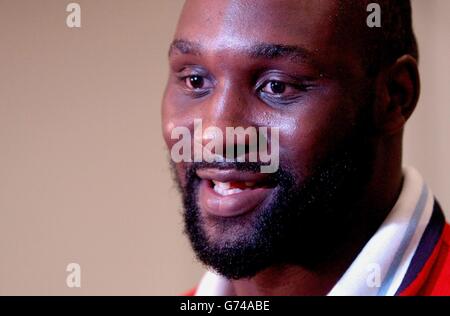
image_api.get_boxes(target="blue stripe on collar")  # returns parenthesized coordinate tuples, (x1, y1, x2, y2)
(377, 183, 429, 295)
(394, 200, 446, 295)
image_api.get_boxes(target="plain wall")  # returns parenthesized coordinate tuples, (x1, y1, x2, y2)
(0, 0, 448, 295)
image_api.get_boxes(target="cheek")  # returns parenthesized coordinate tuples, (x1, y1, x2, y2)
(278, 119, 326, 178)
(277, 98, 356, 177)
(161, 118, 176, 147)
(161, 90, 188, 148)
(161, 88, 173, 146)
(175, 164, 188, 187)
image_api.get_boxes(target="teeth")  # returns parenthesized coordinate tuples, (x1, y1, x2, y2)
(212, 181, 230, 189)
(212, 181, 243, 196)
(213, 186, 243, 196)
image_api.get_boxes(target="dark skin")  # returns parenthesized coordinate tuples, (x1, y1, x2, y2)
(162, 0, 420, 295)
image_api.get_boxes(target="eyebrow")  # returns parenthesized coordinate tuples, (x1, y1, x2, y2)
(248, 43, 313, 63)
(169, 39, 314, 64)
(169, 39, 203, 56)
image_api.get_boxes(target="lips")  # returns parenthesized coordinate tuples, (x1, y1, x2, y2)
(196, 169, 274, 218)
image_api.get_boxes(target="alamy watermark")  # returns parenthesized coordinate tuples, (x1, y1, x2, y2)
(66, 262, 81, 288)
(66, 3, 81, 28)
(366, 263, 382, 288)
(170, 119, 280, 174)
(367, 3, 381, 28)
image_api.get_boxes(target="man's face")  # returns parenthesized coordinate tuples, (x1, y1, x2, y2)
(162, 0, 377, 279)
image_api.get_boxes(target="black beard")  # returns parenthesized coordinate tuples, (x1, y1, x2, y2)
(174, 107, 376, 280)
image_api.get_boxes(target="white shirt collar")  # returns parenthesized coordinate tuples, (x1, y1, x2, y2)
(195, 166, 433, 296)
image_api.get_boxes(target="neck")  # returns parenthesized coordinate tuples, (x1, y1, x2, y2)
(231, 137, 404, 296)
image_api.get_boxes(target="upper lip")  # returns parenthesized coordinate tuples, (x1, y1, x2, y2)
(196, 168, 272, 184)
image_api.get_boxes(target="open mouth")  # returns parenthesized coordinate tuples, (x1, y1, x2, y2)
(196, 169, 275, 218)
(212, 180, 261, 196)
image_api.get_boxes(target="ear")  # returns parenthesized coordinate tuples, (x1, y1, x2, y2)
(375, 55, 421, 135)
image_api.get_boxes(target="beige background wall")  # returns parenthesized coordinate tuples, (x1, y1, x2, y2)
(0, 0, 448, 295)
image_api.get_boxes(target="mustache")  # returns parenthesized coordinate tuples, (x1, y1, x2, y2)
(186, 161, 265, 173)
(182, 161, 291, 189)
(170, 160, 276, 193)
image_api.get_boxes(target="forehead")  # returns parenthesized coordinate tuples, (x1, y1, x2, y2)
(174, 0, 347, 58)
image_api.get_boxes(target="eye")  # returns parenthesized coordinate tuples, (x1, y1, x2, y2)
(261, 80, 299, 96)
(185, 75, 205, 90)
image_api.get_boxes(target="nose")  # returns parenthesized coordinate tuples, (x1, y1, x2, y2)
(203, 80, 247, 129)
(197, 81, 257, 161)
